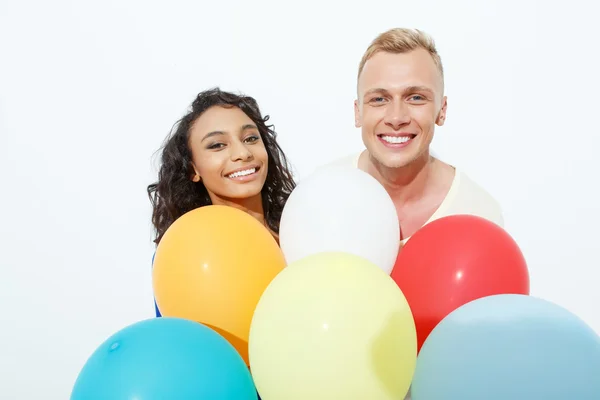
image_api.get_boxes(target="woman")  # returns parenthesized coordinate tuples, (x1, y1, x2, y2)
(147, 87, 296, 318)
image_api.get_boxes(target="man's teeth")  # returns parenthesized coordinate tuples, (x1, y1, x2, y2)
(228, 168, 256, 178)
(381, 135, 412, 144)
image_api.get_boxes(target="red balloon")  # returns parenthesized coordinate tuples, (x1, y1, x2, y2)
(390, 214, 529, 352)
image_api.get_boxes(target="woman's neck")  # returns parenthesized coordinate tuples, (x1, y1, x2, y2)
(210, 193, 265, 223)
(209, 193, 280, 241)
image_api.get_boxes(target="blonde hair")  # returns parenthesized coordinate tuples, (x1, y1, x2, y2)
(357, 28, 444, 88)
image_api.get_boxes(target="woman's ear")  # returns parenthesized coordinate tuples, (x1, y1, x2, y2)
(190, 163, 201, 182)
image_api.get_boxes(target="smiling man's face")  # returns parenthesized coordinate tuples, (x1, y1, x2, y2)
(354, 48, 447, 169)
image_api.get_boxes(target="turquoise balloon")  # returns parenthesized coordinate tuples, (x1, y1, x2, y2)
(412, 294, 600, 400)
(71, 317, 258, 400)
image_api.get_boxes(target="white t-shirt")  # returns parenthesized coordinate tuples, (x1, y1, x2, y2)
(327, 153, 503, 400)
(326, 152, 504, 245)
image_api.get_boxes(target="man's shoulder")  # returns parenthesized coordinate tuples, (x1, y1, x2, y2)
(450, 169, 505, 227)
(321, 152, 361, 169)
(455, 170, 499, 199)
(299, 152, 362, 182)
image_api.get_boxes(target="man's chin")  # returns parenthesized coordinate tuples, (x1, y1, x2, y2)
(381, 160, 412, 170)
(368, 150, 414, 170)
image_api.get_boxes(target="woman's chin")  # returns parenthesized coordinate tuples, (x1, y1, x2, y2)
(221, 185, 264, 201)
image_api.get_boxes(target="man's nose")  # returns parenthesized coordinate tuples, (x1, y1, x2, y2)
(384, 101, 411, 130)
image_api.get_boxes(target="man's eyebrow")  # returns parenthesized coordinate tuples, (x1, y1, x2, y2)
(404, 85, 435, 94)
(363, 87, 390, 98)
(363, 85, 435, 98)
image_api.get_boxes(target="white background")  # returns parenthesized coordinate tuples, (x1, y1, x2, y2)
(1, 0, 598, 398)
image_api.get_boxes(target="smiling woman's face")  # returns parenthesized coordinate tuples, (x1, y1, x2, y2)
(188, 105, 268, 202)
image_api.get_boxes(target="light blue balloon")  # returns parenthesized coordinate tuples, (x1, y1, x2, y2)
(411, 294, 600, 400)
(71, 317, 258, 400)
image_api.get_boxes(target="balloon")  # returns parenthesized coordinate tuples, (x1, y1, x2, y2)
(248, 252, 416, 400)
(71, 318, 258, 400)
(390, 214, 529, 351)
(152, 205, 286, 364)
(279, 166, 400, 274)
(411, 294, 600, 399)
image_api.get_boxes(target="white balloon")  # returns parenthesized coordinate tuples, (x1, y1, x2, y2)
(279, 165, 400, 274)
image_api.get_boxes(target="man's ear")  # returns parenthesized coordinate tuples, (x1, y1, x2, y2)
(354, 99, 362, 128)
(436, 96, 448, 126)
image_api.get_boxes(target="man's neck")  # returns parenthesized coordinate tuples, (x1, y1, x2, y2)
(361, 150, 436, 204)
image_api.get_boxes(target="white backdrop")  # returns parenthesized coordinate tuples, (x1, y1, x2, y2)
(1, 0, 598, 398)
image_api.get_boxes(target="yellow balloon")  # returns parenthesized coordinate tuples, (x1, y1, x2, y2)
(248, 252, 417, 399)
(153, 205, 286, 365)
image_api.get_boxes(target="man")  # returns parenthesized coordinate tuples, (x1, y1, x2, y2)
(330, 27, 503, 245)
(328, 27, 504, 400)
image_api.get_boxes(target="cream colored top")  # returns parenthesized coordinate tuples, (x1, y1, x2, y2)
(325, 152, 505, 244)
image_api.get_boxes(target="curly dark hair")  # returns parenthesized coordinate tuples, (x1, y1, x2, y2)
(147, 87, 296, 244)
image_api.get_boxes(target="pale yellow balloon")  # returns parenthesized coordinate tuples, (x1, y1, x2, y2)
(248, 252, 417, 400)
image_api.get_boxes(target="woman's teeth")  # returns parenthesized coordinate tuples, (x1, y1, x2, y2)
(228, 168, 256, 178)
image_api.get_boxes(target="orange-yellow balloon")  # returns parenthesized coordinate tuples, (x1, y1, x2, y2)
(153, 205, 286, 364)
